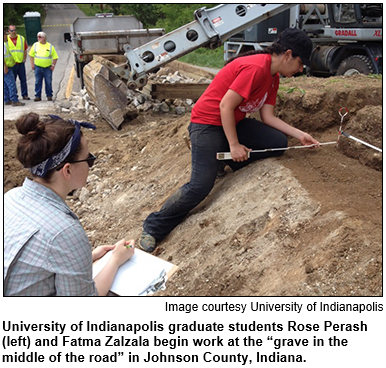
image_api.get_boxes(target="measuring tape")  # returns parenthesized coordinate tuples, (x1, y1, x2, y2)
(338, 107, 382, 153)
(216, 107, 382, 161)
(216, 142, 336, 160)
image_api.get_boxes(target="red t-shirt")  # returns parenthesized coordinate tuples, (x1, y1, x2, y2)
(191, 54, 279, 126)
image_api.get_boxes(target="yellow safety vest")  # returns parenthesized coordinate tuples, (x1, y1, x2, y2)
(4, 42, 16, 67)
(29, 42, 57, 68)
(7, 35, 25, 63)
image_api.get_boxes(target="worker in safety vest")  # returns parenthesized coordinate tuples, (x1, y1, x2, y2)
(29, 32, 58, 101)
(4, 30, 25, 106)
(7, 25, 30, 100)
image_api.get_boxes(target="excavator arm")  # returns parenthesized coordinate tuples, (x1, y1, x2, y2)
(117, 4, 293, 90)
(83, 3, 293, 129)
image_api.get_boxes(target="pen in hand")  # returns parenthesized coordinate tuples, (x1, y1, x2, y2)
(124, 240, 134, 249)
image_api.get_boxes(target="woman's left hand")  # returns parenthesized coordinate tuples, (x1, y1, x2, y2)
(92, 245, 115, 262)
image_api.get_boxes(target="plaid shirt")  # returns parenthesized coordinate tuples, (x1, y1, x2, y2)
(4, 178, 97, 296)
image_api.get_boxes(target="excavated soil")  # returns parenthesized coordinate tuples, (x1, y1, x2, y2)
(3, 74, 382, 296)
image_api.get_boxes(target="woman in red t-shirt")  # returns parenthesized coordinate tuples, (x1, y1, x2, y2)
(140, 28, 320, 252)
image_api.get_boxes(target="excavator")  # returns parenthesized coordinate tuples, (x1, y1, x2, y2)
(80, 4, 382, 129)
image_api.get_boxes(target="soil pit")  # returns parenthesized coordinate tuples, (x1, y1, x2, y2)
(3, 75, 382, 296)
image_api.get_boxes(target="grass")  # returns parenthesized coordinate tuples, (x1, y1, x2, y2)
(368, 74, 382, 80)
(278, 86, 306, 94)
(324, 78, 341, 84)
(277, 83, 307, 100)
(179, 46, 225, 69)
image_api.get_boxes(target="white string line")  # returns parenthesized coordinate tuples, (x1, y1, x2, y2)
(217, 132, 382, 160)
(338, 107, 382, 153)
(340, 131, 383, 153)
(216, 141, 337, 160)
(217, 107, 382, 160)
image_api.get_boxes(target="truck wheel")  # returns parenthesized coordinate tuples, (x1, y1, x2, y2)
(75, 60, 86, 88)
(79, 68, 85, 89)
(75, 59, 81, 78)
(336, 55, 374, 76)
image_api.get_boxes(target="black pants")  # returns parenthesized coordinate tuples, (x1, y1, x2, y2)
(143, 118, 288, 240)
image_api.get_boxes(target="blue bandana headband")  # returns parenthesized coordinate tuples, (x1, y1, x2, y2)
(29, 115, 96, 177)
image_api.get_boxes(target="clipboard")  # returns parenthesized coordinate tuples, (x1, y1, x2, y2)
(92, 248, 178, 296)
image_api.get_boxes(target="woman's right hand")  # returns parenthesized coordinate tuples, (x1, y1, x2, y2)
(110, 238, 135, 267)
(298, 131, 320, 147)
(230, 143, 251, 162)
(93, 238, 135, 296)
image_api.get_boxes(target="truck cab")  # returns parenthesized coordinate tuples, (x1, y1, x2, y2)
(64, 15, 163, 87)
(224, 3, 382, 76)
(318, 4, 383, 75)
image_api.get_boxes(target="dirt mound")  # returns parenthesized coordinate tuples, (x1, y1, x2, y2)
(3, 75, 382, 296)
(274, 75, 382, 171)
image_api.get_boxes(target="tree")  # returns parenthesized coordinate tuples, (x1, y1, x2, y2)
(4, 4, 44, 26)
(155, 4, 215, 32)
(119, 4, 162, 28)
(116, 4, 215, 31)
(110, 4, 121, 15)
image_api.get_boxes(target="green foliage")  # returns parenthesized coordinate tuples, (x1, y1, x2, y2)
(180, 46, 225, 69)
(154, 4, 216, 32)
(118, 4, 163, 29)
(3, 4, 44, 27)
(367, 74, 382, 80)
(75, 4, 216, 30)
(286, 86, 306, 94)
(278, 86, 306, 94)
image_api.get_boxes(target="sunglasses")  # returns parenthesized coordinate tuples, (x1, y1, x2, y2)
(9, 29, 16, 32)
(56, 153, 96, 171)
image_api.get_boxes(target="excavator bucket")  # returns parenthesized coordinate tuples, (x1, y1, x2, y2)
(83, 59, 128, 130)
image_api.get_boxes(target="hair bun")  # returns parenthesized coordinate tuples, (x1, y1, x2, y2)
(15, 112, 45, 137)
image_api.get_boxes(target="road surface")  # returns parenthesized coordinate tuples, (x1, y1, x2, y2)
(4, 4, 84, 121)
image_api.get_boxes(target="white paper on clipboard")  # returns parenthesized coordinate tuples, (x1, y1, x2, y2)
(92, 248, 178, 296)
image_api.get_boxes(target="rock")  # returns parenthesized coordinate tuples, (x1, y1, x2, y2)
(137, 101, 153, 112)
(59, 101, 72, 109)
(175, 106, 186, 115)
(69, 68, 213, 121)
(160, 102, 170, 113)
(134, 94, 146, 105)
(78, 187, 90, 203)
